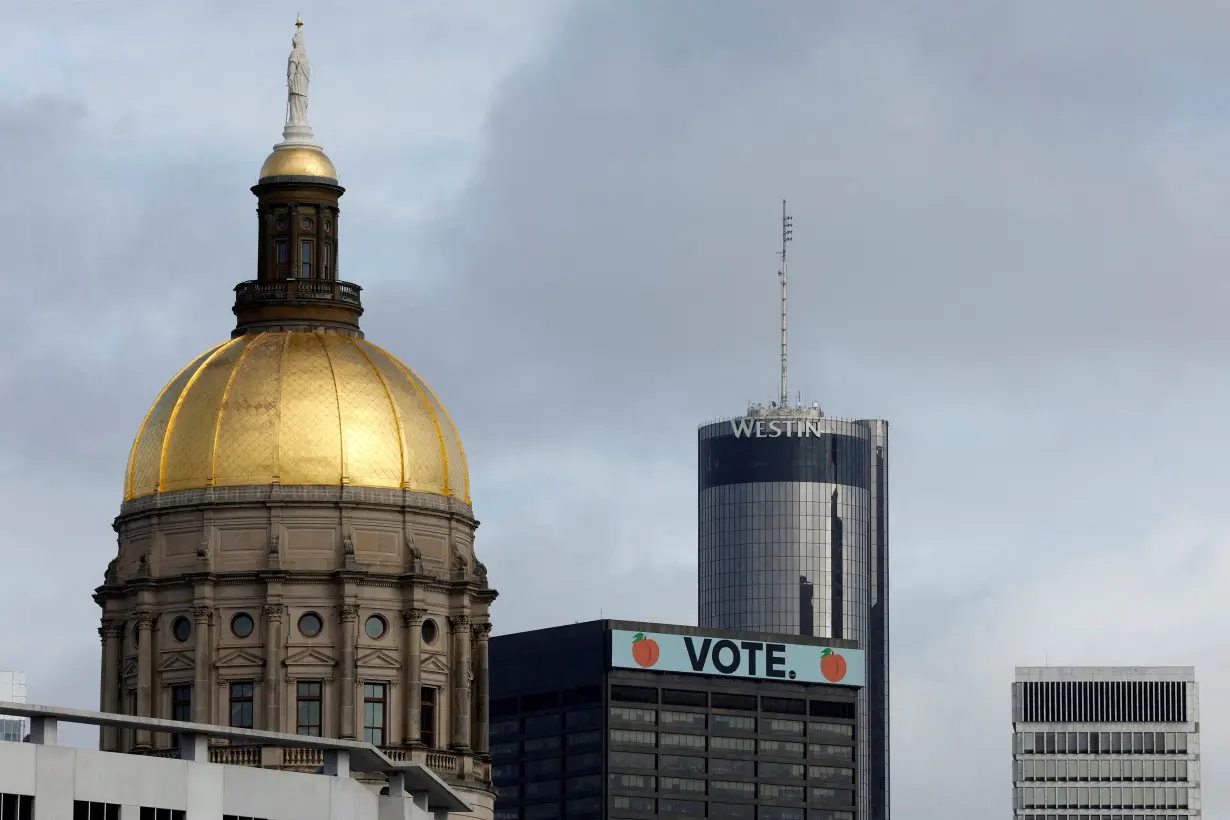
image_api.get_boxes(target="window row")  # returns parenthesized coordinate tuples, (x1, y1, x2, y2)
(188, 681, 441, 747)
(496, 805, 854, 820)
(127, 612, 441, 647)
(1017, 815, 1191, 820)
(75, 804, 184, 820)
(491, 730, 603, 762)
(608, 773, 853, 805)
(1019, 757, 1190, 783)
(606, 751, 854, 785)
(608, 685, 856, 719)
(0, 794, 33, 820)
(492, 710, 602, 740)
(273, 238, 334, 279)
(1019, 730, 1189, 755)
(1017, 785, 1192, 811)
(609, 730, 852, 761)
(608, 707, 852, 740)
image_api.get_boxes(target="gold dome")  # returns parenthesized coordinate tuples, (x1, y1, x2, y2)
(124, 332, 469, 502)
(258, 144, 338, 181)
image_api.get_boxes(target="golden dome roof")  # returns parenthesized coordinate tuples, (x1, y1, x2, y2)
(124, 332, 468, 503)
(258, 144, 338, 181)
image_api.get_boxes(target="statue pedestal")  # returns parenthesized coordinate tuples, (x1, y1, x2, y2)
(279, 123, 316, 146)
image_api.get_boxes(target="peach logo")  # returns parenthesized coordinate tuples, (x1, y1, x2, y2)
(820, 648, 847, 683)
(631, 633, 661, 668)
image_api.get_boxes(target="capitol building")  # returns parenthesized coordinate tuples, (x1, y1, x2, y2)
(85, 20, 495, 819)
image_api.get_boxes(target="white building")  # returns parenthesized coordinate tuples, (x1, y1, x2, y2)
(1011, 666, 1201, 819)
(0, 701, 470, 820)
(0, 671, 27, 742)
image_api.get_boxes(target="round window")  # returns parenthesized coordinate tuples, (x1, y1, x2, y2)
(299, 612, 323, 637)
(231, 612, 254, 639)
(276, 218, 287, 230)
(365, 615, 387, 640)
(171, 616, 192, 643)
(301, 218, 314, 230)
(421, 619, 438, 645)
(324, 221, 331, 234)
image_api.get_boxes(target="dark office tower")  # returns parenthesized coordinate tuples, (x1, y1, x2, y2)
(698, 407, 889, 820)
(490, 620, 865, 820)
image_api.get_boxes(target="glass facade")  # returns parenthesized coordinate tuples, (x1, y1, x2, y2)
(0, 671, 28, 742)
(698, 413, 889, 820)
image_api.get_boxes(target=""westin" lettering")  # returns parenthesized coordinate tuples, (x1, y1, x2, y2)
(730, 418, 824, 438)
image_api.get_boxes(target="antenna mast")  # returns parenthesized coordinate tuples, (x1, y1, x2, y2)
(778, 199, 793, 407)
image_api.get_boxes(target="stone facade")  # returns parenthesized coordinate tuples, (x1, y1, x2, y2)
(94, 484, 496, 816)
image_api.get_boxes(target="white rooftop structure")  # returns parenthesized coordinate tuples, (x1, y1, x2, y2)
(1011, 666, 1201, 819)
(0, 701, 469, 820)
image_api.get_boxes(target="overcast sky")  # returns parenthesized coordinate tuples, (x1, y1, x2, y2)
(2, 1, 1230, 816)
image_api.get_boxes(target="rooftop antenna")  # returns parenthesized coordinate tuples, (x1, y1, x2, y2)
(778, 199, 793, 408)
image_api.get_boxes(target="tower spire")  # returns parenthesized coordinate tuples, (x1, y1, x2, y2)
(778, 199, 793, 407)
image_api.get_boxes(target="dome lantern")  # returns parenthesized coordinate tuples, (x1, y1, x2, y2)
(235, 18, 362, 338)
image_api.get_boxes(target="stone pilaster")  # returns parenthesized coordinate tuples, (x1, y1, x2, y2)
(401, 608, 427, 745)
(263, 603, 284, 732)
(472, 621, 491, 753)
(449, 614, 472, 751)
(339, 603, 359, 739)
(99, 619, 123, 750)
(191, 605, 213, 724)
(134, 610, 156, 747)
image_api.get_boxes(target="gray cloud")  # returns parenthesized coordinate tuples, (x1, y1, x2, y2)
(4, 2, 1230, 816)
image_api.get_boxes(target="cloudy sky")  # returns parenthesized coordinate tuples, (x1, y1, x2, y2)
(2, 0, 1230, 815)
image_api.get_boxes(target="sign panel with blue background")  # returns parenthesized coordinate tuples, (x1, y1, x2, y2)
(610, 629, 865, 688)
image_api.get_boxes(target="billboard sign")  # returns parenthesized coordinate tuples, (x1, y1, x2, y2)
(610, 629, 864, 688)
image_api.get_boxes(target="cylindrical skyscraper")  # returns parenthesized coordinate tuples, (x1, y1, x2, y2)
(699, 404, 889, 820)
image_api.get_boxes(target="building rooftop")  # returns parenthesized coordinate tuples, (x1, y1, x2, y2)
(1015, 666, 1196, 682)
(0, 701, 470, 814)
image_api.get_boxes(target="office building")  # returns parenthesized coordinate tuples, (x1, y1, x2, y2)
(698, 404, 889, 820)
(89, 20, 495, 816)
(489, 619, 865, 820)
(1012, 666, 1201, 819)
(0, 701, 467, 820)
(0, 672, 26, 742)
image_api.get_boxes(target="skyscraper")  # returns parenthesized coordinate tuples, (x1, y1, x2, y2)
(697, 408, 888, 820)
(1012, 666, 1201, 819)
(697, 202, 889, 820)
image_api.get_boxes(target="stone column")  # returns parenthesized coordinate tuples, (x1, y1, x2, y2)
(98, 619, 122, 750)
(191, 606, 213, 724)
(401, 608, 426, 745)
(263, 604, 284, 732)
(339, 604, 359, 739)
(134, 611, 155, 747)
(472, 622, 491, 753)
(449, 615, 472, 751)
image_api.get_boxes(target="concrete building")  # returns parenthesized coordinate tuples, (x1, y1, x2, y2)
(697, 403, 889, 820)
(488, 620, 865, 820)
(0, 671, 28, 742)
(1011, 666, 1201, 819)
(0, 701, 467, 820)
(91, 21, 495, 816)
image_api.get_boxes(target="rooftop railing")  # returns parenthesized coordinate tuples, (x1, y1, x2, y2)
(0, 701, 469, 814)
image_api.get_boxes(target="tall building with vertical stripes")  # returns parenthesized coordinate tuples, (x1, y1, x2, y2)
(698, 405, 889, 820)
(1011, 667, 1201, 819)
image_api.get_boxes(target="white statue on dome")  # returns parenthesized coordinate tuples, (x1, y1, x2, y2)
(286, 19, 310, 127)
